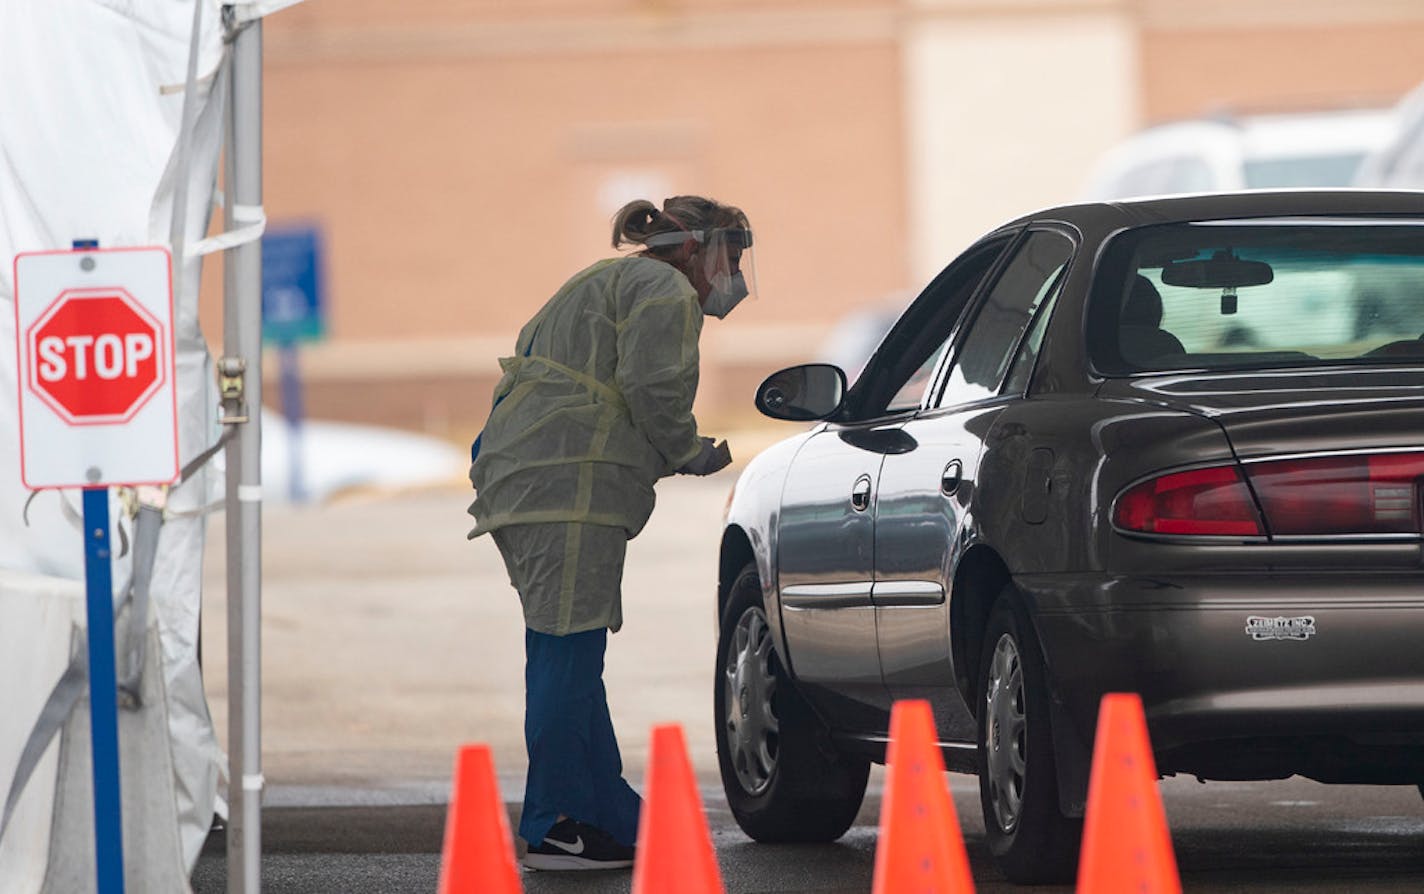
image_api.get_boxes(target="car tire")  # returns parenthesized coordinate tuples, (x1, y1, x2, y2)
(715, 561, 870, 842)
(977, 588, 1082, 884)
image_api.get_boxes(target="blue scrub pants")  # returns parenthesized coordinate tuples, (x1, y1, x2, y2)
(518, 627, 643, 847)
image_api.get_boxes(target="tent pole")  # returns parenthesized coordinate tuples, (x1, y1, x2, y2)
(223, 13, 264, 894)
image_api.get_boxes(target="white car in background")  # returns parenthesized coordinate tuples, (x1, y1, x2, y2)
(1083, 107, 1397, 200)
(1355, 80, 1424, 188)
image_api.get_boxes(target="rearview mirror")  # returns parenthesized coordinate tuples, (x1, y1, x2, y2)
(1161, 250, 1274, 289)
(755, 364, 846, 422)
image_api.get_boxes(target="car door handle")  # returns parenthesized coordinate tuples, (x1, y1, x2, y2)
(941, 459, 963, 496)
(851, 474, 873, 512)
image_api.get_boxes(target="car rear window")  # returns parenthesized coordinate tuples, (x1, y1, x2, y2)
(1089, 218, 1424, 374)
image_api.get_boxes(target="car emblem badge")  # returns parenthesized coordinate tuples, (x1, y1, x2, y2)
(1244, 615, 1316, 641)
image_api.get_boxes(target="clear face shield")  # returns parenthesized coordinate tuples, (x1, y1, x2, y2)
(643, 226, 757, 318)
(698, 226, 756, 319)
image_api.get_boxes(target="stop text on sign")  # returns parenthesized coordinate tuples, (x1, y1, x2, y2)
(37, 332, 156, 382)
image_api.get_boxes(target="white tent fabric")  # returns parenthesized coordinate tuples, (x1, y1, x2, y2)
(1, 0, 300, 875)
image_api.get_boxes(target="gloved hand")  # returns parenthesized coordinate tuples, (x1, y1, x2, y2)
(677, 437, 732, 476)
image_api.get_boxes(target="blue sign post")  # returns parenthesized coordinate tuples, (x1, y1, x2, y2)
(82, 488, 124, 894)
(261, 225, 326, 502)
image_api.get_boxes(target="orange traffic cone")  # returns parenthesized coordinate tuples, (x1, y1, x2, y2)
(1075, 693, 1181, 894)
(871, 699, 975, 893)
(631, 723, 725, 894)
(437, 744, 522, 894)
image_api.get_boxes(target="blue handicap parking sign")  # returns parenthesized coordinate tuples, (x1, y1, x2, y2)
(262, 225, 326, 344)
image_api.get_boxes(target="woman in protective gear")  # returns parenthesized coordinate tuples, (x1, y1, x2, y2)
(466, 195, 753, 870)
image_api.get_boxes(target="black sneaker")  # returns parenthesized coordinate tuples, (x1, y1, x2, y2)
(522, 818, 635, 871)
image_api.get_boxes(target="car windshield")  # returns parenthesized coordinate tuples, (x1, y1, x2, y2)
(1091, 219, 1424, 375)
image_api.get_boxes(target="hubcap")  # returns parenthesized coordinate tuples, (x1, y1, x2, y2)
(984, 633, 1027, 833)
(723, 606, 780, 795)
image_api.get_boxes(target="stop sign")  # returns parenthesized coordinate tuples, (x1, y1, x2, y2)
(26, 288, 165, 424)
(13, 246, 178, 488)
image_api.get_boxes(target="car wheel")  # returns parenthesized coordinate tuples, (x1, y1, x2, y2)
(715, 561, 870, 842)
(977, 589, 1081, 884)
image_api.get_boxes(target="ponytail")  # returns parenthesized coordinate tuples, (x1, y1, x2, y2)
(611, 199, 661, 249)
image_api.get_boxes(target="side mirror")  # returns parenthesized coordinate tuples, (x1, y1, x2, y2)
(755, 364, 846, 422)
(1161, 249, 1274, 289)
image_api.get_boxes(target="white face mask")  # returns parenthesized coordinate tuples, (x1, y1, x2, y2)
(703, 270, 749, 319)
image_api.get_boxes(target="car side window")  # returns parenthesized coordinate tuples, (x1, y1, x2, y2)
(1001, 258, 1070, 395)
(936, 230, 1075, 408)
(847, 236, 1012, 419)
(884, 339, 950, 413)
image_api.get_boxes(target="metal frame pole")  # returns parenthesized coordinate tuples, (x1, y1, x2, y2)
(222, 13, 263, 894)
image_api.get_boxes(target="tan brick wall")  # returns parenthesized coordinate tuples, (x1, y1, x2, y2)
(1141, 23, 1424, 122)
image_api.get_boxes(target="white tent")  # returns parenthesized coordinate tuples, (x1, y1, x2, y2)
(1, 2, 298, 891)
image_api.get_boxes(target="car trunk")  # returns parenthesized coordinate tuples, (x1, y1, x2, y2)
(1101, 368, 1424, 541)
(1100, 368, 1424, 456)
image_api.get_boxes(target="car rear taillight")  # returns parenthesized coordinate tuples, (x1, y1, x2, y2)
(1114, 453, 1424, 539)
(1245, 452, 1424, 536)
(1114, 465, 1264, 536)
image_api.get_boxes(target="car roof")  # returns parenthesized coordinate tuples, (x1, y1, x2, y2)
(998, 188, 1424, 234)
